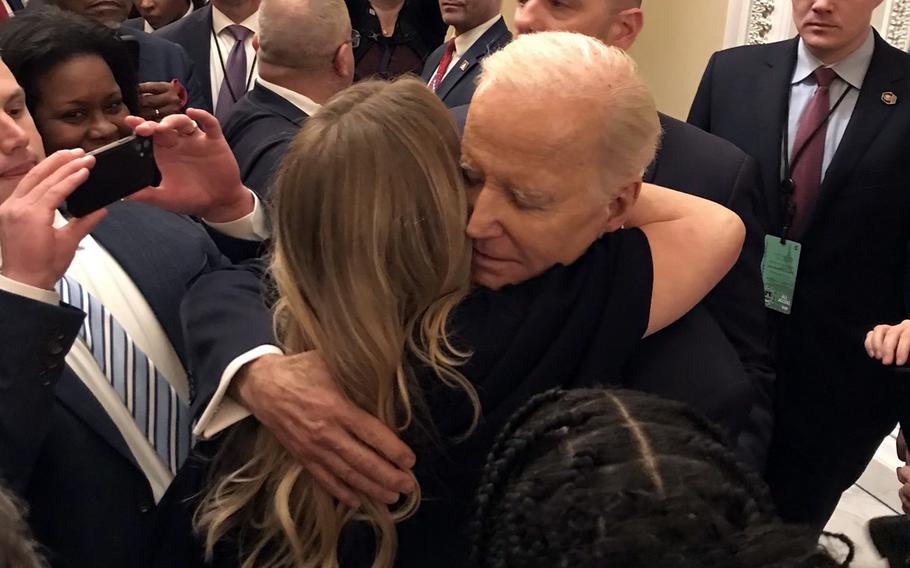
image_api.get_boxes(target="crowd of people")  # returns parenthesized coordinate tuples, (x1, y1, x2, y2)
(0, 0, 908, 566)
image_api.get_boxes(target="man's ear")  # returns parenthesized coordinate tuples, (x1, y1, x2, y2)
(607, 9, 644, 51)
(602, 180, 642, 233)
(334, 42, 354, 81)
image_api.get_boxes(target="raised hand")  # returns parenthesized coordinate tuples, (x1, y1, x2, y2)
(138, 82, 184, 121)
(0, 150, 106, 290)
(125, 109, 253, 223)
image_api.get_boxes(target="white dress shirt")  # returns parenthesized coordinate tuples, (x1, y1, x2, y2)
(0, 199, 267, 500)
(433, 15, 502, 84)
(254, 78, 322, 116)
(787, 29, 874, 179)
(143, 2, 193, 34)
(210, 6, 260, 109)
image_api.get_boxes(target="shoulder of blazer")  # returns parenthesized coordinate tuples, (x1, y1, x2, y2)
(156, 4, 212, 41)
(710, 37, 798, 72)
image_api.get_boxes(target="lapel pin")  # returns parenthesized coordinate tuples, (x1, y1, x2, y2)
(882, 91, 898, 105)
(458, 60, 469, 71)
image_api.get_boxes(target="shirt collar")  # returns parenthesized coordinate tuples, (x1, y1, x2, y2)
(792, 28, 875, 89)
(211, 4, 260, 36)
(453, 15, 502, 57)
(254, 78, 321, 116)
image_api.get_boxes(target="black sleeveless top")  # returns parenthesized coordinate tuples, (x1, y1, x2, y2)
(152, 229, 653, 567)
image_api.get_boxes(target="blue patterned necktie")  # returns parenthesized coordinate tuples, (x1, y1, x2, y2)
(56, 273, 192, 475)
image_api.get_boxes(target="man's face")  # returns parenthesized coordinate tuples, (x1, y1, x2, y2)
(440, 0, 501, 33)
(461, 90, 616, 289)
(55, 0, 132, 27)
(134, 0, 188, 29)
(514, 0, 615, 43)
(0, 63, 44, 204)
(792, 0, 882, 61)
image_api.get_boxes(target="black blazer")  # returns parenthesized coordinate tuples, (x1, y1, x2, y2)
(449, 106, 775, 470)
(123, 16, 145, 30)
(156, 4, 215, 111)
(420, 17, 511, 108)
(119, 27, 209, 112)
(0, 203, 228, 568)
(222, 82, 308, 199)
(688, 32, 910, 394)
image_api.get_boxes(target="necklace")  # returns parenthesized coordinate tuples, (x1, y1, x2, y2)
(369, 0, 404, 37)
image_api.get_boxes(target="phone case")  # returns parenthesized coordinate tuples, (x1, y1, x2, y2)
(65, 136, 161, 217)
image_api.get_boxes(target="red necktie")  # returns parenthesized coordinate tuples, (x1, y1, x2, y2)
(0, 2, 10, 20)
(428, 40, 456, 93)
(790, 67, 838, 236)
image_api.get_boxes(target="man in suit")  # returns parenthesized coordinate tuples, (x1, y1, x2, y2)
(689, 0, 910, 528)
(0, 59, 266, 566)
(44, 0, 209, 116)
(126, 0, 202, 32)
(157, 0, 260, 123)
(420, 0, 510, 108)
(223, 0, 354, 198)
(495, 0, 775, 470)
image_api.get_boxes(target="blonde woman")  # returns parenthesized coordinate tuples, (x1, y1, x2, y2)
(155, 36, 746, 568)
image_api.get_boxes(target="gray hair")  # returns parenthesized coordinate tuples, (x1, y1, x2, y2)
(476, 31, 661, 191)
(258, 0, 351, 70)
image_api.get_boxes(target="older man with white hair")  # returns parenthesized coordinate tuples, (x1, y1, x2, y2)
(221, 0, 355, 198)
(174, 30, 750, 568)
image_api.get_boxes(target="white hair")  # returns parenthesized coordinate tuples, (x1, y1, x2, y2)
(476, 31, 661, 189)
(258, 0, 350, 70)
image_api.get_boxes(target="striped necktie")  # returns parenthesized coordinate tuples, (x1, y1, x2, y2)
(56, 273, 192, 475)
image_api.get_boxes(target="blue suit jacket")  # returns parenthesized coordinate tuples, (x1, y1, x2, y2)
(156, 4, 215, 111)
(420, 17, 511, 108)
(117, 27, 209, 112)
(0, 203, 229, 568)
(222, 82, 308, 199)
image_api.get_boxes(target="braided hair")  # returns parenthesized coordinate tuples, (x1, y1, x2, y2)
(471, 388, 853, 568)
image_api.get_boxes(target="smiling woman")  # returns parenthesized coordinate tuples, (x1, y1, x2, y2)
(0, 7, 140, 153)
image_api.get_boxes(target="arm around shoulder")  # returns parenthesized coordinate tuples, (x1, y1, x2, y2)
(628, 183, 745, 337)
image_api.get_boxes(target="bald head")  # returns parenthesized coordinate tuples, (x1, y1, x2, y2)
(258, 0, 350, 71)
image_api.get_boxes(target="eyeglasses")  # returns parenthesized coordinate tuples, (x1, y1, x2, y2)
(350, 30, 361, 49)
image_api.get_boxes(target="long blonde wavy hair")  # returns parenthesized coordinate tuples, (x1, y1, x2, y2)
(193, 77, 478, 568)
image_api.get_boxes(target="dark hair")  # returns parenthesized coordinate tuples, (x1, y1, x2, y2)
(472, 388, 853, 568)
(0, 6, 140, 117)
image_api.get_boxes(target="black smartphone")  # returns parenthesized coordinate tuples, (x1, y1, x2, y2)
(66, 135, 161, 218)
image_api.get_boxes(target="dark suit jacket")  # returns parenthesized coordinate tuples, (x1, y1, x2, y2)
(118, 27, 209, 112)
(123, 16, 146, 30)
(156, 4, 215, 111)
(688, 33, 910, 405)
(450, 105, 775, 470)
(420, 17, 511, 108)
(0, 203, 228, 568)
(222, 82, 308, 199)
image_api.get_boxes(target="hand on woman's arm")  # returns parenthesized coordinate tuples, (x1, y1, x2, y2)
(625, 183, 745, 337)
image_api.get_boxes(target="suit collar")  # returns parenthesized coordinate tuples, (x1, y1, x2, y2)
(56, 368, 144, 474)
(248, 82, 310, 125)
(434, 17, 511, 101)
(254, 79, 319, 118)
(753, 37, 800, 230)
(453, 14, 502, 57)
(805, 31, 906, 235)
(176, 5, 214, 109)
(88, 203, 191, 364)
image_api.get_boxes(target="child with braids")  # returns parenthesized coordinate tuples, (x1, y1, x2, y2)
(472, 388, 853, 568)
